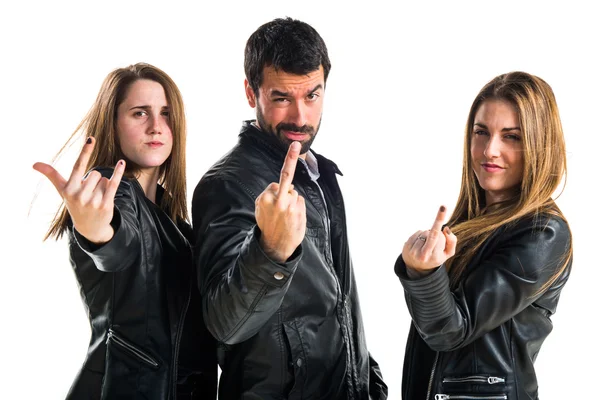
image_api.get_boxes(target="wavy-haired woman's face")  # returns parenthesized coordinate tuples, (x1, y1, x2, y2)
(116, 79, 173, 175)
(471, 99, 524, 205)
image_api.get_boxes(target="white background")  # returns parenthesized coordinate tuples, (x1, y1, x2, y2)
(2, 0, 597, 398)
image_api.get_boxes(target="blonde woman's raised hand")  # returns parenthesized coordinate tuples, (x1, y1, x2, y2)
(33, 137, 125, 244)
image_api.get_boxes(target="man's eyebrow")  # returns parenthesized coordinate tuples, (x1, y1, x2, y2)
(270, 84, 323, 98)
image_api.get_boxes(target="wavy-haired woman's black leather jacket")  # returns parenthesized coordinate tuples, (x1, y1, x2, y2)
(395, 214, 571, 400)
(192, 122, 387, 399)
(65, 169, 217, 399)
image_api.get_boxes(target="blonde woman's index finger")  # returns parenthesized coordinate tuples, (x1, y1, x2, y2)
(69, 137, 95, 183)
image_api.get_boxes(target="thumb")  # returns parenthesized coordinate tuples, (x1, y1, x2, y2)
(33, 162, 66, 194)
(443, 226, 457, 257)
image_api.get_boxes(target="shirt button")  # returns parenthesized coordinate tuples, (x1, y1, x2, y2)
(296, 358, 303, 367)
(273, 271, 285, 280)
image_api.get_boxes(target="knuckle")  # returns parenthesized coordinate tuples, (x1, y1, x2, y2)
(89, 171, 102, 180)
(280, 171, 291, 181)
(276, 201, 288, 212)
(63, 185, 76, 199)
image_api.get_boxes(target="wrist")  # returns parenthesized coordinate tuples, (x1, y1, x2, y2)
(78, 225, 115, 245)
(258, 236, 287, 263)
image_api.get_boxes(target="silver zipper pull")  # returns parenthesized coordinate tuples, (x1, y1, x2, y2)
(435, 395, 449, 400)
(488, 376, 505, 384)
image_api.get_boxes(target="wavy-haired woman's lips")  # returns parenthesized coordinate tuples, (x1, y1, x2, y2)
(482, 162, 504, 172)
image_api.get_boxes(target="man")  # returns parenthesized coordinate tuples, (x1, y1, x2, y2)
(192, 17, 387, 399)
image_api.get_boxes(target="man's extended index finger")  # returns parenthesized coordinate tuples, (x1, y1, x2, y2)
(278, 141, 301, 195)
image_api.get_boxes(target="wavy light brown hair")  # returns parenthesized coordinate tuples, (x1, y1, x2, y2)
(445, 71, 572, 293)
(46, 62, 188, 240)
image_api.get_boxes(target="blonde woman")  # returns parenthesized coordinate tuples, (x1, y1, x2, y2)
(396, 72, 572, 400)
(34, 63, 217, 399)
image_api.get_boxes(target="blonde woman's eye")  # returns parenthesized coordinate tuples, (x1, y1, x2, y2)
(134, 111, 147, 117)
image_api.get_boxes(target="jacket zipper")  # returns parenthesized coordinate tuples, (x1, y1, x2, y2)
(170, 274, 193, 400)
(107, 329, 159, 368)
(426, 352, 439, 400)
(435, 395, 507, 400)
(443, 376, 505, 385)
(309, 173, 353, 395)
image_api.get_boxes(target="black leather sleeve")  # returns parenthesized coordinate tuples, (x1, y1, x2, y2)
(72, 171, 141, 273)
(395, 216, 571, 352)
(192, 176, 303, 345)
(368, 352, 388, 399)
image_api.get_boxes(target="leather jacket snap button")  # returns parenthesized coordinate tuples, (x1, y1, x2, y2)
(273, 272, 285, 280)
(296, 358, 303, 367)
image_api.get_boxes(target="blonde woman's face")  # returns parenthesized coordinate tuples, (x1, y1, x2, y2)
(116, 79, 173, 175)
(470, 99, 524, 205)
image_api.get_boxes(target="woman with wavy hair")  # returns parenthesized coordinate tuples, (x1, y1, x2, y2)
(34, 63, 217, 399)
(395, 71, 572, 400)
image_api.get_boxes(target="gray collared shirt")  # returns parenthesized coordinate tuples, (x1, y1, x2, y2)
(299, 150, 330, 229)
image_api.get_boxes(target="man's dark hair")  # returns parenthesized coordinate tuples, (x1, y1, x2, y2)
(244, 17, 331, 96)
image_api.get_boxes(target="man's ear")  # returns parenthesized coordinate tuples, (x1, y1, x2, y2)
(244, 79, 256, 108)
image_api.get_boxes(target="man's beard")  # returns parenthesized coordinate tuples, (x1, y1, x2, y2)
(256, 106, 321, 154)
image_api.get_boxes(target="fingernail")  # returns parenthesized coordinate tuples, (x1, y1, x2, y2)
(118, 160, 124, 166)
(440, 205, 446, 212)
(292, 141, 300, 150)
(86, 137, 92, 144)
(445, 226, 452, 234)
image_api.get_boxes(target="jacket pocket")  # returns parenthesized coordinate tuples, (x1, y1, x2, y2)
(442, 375, 505, 385)
(437, 374, 507, 400)
(107, 328, 160, 370)
(282, 321, 308, 399)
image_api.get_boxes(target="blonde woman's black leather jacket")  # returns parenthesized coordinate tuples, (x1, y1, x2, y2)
(66, 170, 217, 399)
(395, 214, 572, 400)
(192, 122, 387, 400)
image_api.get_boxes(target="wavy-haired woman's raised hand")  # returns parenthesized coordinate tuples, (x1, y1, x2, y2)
(401, 205, 457, 272)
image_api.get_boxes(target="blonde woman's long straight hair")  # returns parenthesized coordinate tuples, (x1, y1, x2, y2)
(445, 71, 572, 293)
(46, 63, 188, 240)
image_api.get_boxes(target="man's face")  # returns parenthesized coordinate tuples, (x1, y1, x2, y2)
(245, 65, 325, 156)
